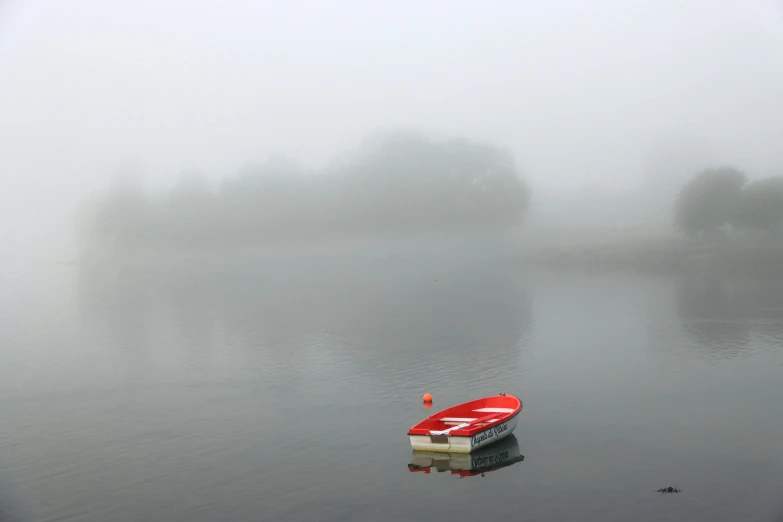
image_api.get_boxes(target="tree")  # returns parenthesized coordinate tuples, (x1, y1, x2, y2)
(674, 166, 747, 237)
(330, 130, 531, 232)
(161, 170, 218, 245)
(90, 162, 151, 245)
(736, 177, 783, 235)
(643, 136, 716, 196)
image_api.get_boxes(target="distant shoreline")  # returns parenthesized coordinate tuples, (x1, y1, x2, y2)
(515, 229, 783, 276)
(76, 225, 522, 266)
(77, 224, 783, 277)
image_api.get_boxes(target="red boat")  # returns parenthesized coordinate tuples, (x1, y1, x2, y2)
(408, 394, 522, 453)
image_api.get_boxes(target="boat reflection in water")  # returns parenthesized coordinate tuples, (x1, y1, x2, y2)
(408, 434, 524, 478)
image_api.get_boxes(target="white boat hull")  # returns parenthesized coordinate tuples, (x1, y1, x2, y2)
(409, 435, 523, 475)
(409, 411, 519, 453)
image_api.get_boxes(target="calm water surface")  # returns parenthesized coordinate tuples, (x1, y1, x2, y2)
(1, 250, 782, 521)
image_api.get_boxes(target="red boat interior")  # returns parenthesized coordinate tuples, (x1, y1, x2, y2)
(408, 395, 521, 436)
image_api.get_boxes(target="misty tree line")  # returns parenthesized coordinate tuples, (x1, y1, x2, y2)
(80, 131, 531, 247)
(675, 167, 783, 237)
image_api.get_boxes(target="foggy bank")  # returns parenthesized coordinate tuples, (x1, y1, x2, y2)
(516, 226, 783, 276)
(76, 130, 530, 265)
(516, 165, 783, 276)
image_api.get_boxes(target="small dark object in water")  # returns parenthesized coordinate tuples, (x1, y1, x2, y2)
(656, 487, 681, 493)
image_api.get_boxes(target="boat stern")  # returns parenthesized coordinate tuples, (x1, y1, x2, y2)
(409, 434, 472, 453)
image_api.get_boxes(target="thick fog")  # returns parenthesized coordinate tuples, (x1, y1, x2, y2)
(2, 0, 783, 261)
(5, 5, 783, 520)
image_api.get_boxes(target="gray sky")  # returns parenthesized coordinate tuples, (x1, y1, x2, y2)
(2, 0, 783, 257)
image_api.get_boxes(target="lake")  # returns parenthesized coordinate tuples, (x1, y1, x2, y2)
(1, 247, 782, 521)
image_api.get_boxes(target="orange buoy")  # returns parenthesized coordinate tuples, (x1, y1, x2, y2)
(423, 401, 432, 409)
(422, 393, 433, 402)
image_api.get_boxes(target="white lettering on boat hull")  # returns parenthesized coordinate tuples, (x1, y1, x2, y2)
(468, 413, 518, 451)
